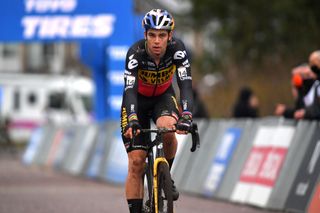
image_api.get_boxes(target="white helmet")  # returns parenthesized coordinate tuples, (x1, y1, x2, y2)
(142, 9, 175, 31)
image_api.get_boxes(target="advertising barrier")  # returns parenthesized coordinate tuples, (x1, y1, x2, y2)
(173, 120, 221, 193)
(285, 123, 320, 213)
(267, 120, 317, 210)
(231, 122, 295, 207)
(203, 126, 242, 197)
(22, 118, 320, 212)
(86, 122, 117, 179)
(22, 127, 44, 165)
(308, 174, 320, 213)
(103, 128, 128, 184)
(216, 119, 259, 200)
(51, 126, 77, 169)
(33, 125, 60, 165)
(175, 119, 210, 194)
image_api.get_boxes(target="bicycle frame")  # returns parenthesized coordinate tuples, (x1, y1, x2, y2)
(134, 124, 200, 213)
(150, 133, 170, 213)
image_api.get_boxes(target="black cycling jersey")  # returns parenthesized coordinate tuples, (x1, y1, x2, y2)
(122, 38, 194, 123)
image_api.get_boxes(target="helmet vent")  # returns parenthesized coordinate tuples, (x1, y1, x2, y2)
(152, 15, 157, 26)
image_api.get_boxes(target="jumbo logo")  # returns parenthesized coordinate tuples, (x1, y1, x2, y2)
(139, 65, 176, 85)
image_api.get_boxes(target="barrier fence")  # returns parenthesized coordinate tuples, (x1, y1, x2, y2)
(22, 117, 320, 213)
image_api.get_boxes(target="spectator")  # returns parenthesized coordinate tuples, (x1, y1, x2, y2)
(274, 64, 316, 118)
(232, 86, 259, 118)
(294, 50, 320, 120)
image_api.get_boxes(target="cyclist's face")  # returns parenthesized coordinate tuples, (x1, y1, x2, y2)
(145, 29, 172, 59)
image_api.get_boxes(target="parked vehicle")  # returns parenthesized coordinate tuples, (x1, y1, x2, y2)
(0, 73, 94, 142)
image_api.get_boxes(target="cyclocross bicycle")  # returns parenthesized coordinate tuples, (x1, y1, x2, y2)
(135, 123, 200, 213)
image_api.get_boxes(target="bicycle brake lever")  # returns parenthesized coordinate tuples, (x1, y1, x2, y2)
(190, 123, 200, 152)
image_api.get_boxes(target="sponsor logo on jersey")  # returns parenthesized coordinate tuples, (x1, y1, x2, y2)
(138, 65, 176, 85)
(125, 75, 135, 90)
(182, 59, 190, 67)
(128, 58, 138, 70)
(182, 100, 188, 111)
(121, 107, 128, 131)
(174, 50, 187, 60)
(177, 66, 192, 80)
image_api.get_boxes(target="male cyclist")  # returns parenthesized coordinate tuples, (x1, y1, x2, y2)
(120, 9, 194, 213)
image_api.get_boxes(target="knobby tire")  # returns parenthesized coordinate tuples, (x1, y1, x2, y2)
(143, 162, 154, 213)
(157, 162, 173, 213)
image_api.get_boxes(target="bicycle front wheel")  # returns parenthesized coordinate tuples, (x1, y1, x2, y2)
(156, 162, 173, 213)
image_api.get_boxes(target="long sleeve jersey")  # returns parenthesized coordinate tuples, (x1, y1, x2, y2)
(122, 38, 193, 119)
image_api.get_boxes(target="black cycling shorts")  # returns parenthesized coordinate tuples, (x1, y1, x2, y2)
(120, 87, 180, 152)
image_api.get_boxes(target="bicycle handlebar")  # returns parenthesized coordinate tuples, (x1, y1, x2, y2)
(140, 123, 200, 152)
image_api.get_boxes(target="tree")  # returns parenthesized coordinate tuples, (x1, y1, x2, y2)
(189, 0, 320, 75)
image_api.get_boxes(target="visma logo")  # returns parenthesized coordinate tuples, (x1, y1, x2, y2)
(25, 0, 77, 13)
(22, 15, 116, 39)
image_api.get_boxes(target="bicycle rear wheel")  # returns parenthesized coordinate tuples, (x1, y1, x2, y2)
(156, 162, 173, 213)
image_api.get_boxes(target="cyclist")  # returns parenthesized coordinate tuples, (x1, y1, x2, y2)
(120, 9, 194, 213)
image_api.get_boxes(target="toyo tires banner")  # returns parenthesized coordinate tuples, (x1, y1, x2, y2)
(0, 0, 131, 42)
(0, 0, 134, 120)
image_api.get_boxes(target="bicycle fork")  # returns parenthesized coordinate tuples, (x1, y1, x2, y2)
(153, 135, 169, 213)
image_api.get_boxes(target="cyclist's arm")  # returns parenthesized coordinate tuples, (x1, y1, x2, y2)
(174, 39, 193, 114)
(123, 50, 139, 123)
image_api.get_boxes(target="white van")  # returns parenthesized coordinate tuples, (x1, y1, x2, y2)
(0, 73, 94, 142)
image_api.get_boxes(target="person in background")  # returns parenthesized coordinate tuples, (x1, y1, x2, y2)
(274, 64, 316, 118)
(294, 50, 320, 120)
(232, 86, 259, 118)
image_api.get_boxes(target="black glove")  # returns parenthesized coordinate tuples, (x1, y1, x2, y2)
(125, 119, 141, 133)
(176, 112, 192, 132)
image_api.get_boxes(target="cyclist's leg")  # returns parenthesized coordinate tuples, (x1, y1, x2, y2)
(121, 99, 151, 213)
(125, 150, 147, 212)
(156, 116, 177, 160)
(152, 88, 180, 165)
(153, 89, 180, 201)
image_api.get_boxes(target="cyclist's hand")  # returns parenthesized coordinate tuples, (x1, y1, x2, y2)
(124, 120, 141, 139)
(176, 112, 192, 134)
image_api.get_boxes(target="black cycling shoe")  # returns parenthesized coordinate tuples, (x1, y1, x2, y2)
(171, 179, 179, 201)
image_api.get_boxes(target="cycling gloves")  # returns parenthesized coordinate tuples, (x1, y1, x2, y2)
(176, 111, 193, 131)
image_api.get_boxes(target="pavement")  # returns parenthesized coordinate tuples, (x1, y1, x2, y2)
(0, 149, 283, 213)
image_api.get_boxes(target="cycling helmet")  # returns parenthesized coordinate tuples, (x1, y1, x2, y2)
(142, 9, 175, 31)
